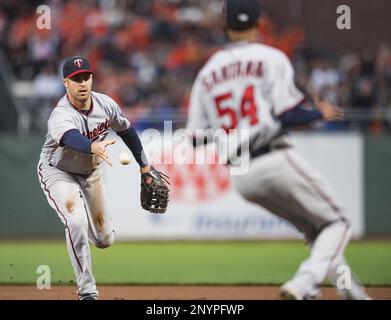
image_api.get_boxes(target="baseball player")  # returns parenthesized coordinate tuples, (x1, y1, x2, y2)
(187, 0, 370, 300)
(37, 56, 169, 300)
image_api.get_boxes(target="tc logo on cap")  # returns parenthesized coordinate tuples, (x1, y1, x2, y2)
(63, 56, 93, 78)
(237, 13, 250, 22)
(74, 59, 83, 68)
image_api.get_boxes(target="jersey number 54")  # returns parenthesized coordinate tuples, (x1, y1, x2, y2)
(214, 85, 259, 133)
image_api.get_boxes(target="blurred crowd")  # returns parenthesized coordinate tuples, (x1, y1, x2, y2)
(0, 0, 391, 132)
(294, 46, 391, 132)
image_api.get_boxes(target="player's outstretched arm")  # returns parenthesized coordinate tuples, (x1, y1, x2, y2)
(278, 97, 345, 130)
(91, 139, 116, 166)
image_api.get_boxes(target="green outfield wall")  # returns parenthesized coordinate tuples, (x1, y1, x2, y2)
(364, 135, 391, 235)
(0, 134, 63, 237)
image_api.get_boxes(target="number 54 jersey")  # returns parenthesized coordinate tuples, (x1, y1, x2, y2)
(187, 41, 305, 150)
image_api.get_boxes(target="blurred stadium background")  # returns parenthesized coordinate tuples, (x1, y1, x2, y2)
(0, 0, 390, 298)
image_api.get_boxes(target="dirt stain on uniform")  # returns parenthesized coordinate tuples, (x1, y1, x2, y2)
(93, 214, 105, 232)
(65, 193, 76, 213)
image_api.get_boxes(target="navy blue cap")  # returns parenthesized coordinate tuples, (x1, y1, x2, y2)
(62, 56, 94, 79)
(224, 0, 261, 31)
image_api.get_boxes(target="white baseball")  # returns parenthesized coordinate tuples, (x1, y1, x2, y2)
(119, 152, 132, 165)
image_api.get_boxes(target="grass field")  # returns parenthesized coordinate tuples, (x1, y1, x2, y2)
(0, 241, 390, 285)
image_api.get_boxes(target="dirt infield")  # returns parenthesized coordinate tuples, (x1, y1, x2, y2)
(0, 285, 390, 300)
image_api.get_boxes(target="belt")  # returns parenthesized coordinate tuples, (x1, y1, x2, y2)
(249, 142, 291, 160)
(230, 133, 290, 164)
(250, 144, 271, 159)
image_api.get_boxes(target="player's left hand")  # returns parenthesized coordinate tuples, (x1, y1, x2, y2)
(91, 139, 116, 166)
(314, 96, 345, 121)
(140, 166, 170, 214)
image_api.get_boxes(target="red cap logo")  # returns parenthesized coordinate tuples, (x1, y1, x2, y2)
(74, 59, 83, 68)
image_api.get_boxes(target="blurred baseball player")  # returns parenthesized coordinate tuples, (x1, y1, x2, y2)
(37, 56, 169, 300)
(187, 0, 370, 300)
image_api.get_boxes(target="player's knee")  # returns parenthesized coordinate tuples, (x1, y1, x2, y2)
(336, 216, 351, 234)
(321, 218, 352, 238)
(342, 216, 351, 227)
(310, 217, 351, 243)
(94, 231, 115, 249)
(334, 218, 352, 244)
(341, 217, 352, 236)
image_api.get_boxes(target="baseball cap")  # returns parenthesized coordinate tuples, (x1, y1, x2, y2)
(62, 56, 94, 79)
(224, 0, 261, 31)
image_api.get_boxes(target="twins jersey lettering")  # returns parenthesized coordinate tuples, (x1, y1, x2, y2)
(40, 91, 130, 175)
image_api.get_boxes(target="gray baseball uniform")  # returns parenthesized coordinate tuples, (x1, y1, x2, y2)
(37, 91, 130, 297)
(187, 41, 368, 299)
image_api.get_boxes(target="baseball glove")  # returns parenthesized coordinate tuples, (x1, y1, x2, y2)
(140, 166, 170, 214)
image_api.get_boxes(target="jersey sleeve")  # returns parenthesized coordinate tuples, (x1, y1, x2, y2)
(186, 75, 209, 135)
(271, 53, 305, 116)
(106, 95, 131, 132)
(48, 110, 79, 144)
